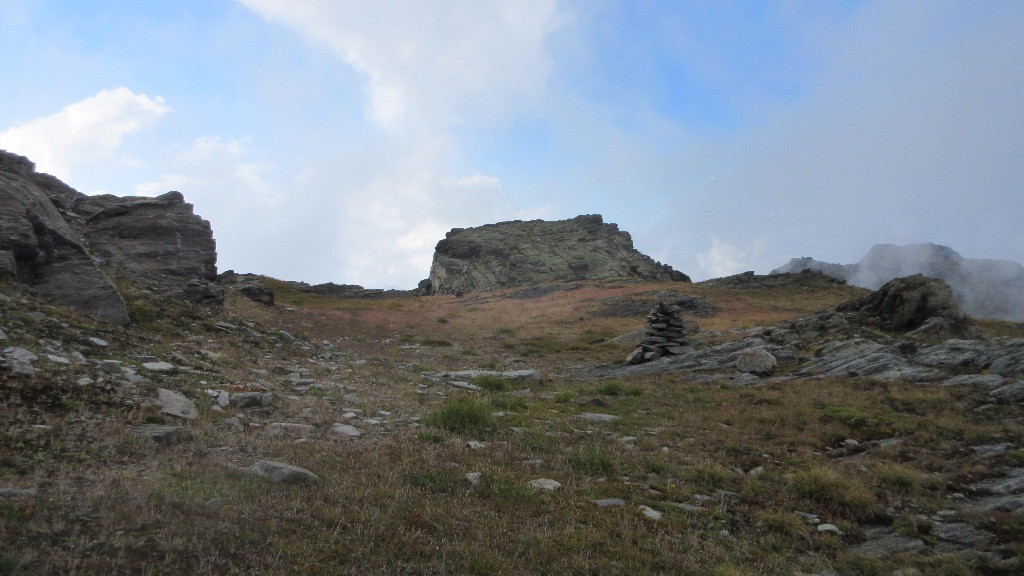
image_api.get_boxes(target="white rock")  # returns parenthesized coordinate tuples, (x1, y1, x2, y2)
(576, 413, 620, 423)
(270, 422, 314, 432)
(529, 478, 562, 491)
(451, 381, 482, 392)
(143, 361, 176, 373)
(332, 423, 363, 437)
(241, 460, 319, 483)
(735, 347, 778, 374)
(76, 377, 94, 386)
(0, 328, 7, 341)
(216, 390, 230, 408)
(466, 472, 482, 485)
(639, 505, 663, 520)
(4, 347, 38, 363)
(467, 440, 486, 450)
(817, 523, 842, 535)
(45, 354, 70, 365)
(156, 388, 198, 419)
(87, 337, 108, 347)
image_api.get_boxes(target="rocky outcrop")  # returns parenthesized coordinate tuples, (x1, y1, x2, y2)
(75, 191, 220, 304)
(836, 274, 980, 339)
(0, 152, 129, 323)
(772, 243, 1024, 321)
(0, 149, 220, 321)
(419, 215, 689, 295)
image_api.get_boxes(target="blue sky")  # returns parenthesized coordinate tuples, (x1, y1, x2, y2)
(1, 0, 1021, 287)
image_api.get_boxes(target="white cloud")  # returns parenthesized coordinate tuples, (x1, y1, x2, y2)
(237, 0, 562, 129)
(134, 136, 273, 200)
(0, 87, 169, 180)
(696, 237, 768, 279)
(331, 138, 509, 287)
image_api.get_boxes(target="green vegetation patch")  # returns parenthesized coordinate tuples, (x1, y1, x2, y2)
(424, 397, 493, 435)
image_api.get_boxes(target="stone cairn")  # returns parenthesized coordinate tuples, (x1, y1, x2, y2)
(626, 301, 700, 365)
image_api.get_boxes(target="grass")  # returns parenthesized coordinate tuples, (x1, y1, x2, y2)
(788, 466, 880, 521)
(424, 397, 493, 435)
(2, 277, 1020, 575)
(471, 374, 512, 391)
(568, 446, 617, 476)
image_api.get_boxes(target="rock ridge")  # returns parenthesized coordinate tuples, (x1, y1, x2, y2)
(420, 214, 689, 295)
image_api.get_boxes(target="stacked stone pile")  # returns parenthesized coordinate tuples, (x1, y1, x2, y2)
(626, 301, 700, 364)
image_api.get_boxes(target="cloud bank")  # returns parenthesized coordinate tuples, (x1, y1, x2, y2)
(0, 88, 169, 181)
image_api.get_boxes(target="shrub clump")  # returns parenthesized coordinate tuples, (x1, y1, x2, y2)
(471, 374, 512, 392)
(425, 397, 493, 435)
(569, 446, 616, 476)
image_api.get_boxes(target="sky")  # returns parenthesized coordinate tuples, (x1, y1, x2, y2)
(1, 0, 1021, 288)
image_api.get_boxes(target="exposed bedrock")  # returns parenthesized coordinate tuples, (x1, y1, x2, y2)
(420, 215, 689, 295)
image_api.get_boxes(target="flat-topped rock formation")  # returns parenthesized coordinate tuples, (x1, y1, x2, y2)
(419, 215, 689, 295)
(0, 149, 221, 322)
(772, 243, 1024, 321)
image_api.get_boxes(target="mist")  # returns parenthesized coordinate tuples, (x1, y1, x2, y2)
(773, 243, 1024, 322)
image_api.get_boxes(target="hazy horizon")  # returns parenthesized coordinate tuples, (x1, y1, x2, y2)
(1, 1, 1021, 288)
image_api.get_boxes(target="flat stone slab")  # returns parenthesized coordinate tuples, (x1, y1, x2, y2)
(143, 361, 176, 373)
(156, 388, 198, 419)
(638, 505, 662, 520)
(969, 468, 1024, 495)
(240, 460, 319, 484)
(0, 486, 37, 499)
(943, 374, 1006, 387)
(529, 478, 562, 491)
(429, 369, 541, 383)
(592, 498, 625, 508)
(932, 522, 996, 547)
(848, 527, 925, 557)
(332, 423, 363, 437)
(575, 413, 620, 423)
(133, 423, 184, 445)
(967, 494, 1024, 514)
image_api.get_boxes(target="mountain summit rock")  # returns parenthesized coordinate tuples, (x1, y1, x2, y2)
(418, 215, 689, 295)
(0, 149, 221, 322)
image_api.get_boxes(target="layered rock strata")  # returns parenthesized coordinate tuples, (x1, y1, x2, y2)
(420, 215, 689, 295)
(0, 149, 220, 321)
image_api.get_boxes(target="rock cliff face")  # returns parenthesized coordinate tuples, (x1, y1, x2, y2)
(0, 150, 221, 322)
(772, 243, 1024, 321)
(420, 215, 689, 295)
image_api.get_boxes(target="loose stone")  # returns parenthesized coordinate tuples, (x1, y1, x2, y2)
(529, 478, 562, 491)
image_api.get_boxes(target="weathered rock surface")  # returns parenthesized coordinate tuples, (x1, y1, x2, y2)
(772, 243, 1024, 321)
(0, 149, 220, 320)
(420, 215, 689, 295)
(76, 191, 220, 305)
(836, 274, 979, 338)
(610, 337, 796, 377)
(156, 388, 198, 419)
(239, 460, 319, 484)
(0, 151, 129, 323)
(735, 347, 778, 374)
